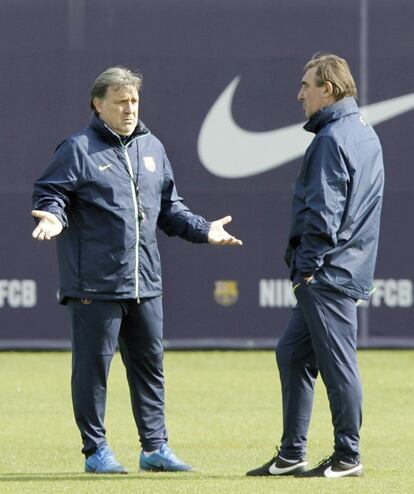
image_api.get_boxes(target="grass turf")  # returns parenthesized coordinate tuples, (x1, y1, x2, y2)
(0, 350, 413, 493)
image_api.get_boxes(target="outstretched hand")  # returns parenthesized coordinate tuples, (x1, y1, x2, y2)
(208, 215, 243, 246)
(31, 210, 63, 240)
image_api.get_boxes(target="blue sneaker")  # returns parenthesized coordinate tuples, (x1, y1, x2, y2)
(85, 445, 128, 474)
(139, 444, 193, 472)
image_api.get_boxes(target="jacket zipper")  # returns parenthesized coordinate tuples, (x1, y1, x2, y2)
(123, 143, 140, 303)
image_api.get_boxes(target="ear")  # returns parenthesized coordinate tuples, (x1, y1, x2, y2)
(93, 97, 103, 114)
(324, 81, 334, 97)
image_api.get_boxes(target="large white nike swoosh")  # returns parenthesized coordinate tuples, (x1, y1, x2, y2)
(324, 463, 363, 478)
(268, 460, 308, 475)
(197, 76, 414, 178)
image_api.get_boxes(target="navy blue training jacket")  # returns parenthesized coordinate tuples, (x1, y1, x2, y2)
(285, 97, 384, 300)
(32, 115, 210, 303)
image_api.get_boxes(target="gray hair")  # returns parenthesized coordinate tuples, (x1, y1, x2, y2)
(90, 66, 143, 110)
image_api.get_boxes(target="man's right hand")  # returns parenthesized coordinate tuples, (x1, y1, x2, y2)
(31, 210, 63, 240)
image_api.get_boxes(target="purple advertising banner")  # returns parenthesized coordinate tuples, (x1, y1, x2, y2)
(1, 0, 413, 348)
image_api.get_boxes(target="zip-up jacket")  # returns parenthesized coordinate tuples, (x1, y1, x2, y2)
(32, 115, 211, 303)
(285, 97, 384, 300)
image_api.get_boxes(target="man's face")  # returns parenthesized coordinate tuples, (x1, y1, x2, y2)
(94, 85, 139, 136)
(297, 66, 333, 119)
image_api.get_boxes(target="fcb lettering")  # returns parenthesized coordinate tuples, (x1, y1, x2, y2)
(0, 280, 37, 308)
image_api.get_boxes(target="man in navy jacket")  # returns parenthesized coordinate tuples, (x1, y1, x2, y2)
(32, 66, 242, 474)
(247, 54, 384, 479)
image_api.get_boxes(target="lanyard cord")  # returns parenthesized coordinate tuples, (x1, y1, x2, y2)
(122, 144, 145, 222)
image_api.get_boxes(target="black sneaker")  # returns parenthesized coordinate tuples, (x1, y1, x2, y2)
(246, 450, 308, 476)
(295, 455, 363, 478)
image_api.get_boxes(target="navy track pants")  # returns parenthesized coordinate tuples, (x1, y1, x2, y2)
(67, 296, 167, 455)
(276, 280, 362, 462)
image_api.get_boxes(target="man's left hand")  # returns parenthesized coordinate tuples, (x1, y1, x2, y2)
(208, 216, 243, 246)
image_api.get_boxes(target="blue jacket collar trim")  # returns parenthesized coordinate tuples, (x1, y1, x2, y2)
(304, 97, 359, 134)
(89, 113, 149, 145)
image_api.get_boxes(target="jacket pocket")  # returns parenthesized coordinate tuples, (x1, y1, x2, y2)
(79, 239, 133, 294)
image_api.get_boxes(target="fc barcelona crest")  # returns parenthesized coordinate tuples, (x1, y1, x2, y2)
(214, 280, 239, 306)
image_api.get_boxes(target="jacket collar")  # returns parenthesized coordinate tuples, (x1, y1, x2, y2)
(90, 113, 149, 146)
(304, 97, 359, 134)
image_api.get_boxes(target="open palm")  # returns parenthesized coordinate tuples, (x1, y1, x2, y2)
(31, 210, 63, 240)
(208, 216, 242, 246)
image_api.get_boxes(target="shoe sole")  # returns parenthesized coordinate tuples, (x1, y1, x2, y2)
(140, 465, 193, 472)
(246, 462, 307, 477)
(85, 465, 128, 474)
(295, 465, 363, 478)
(140, 464, 166, 472)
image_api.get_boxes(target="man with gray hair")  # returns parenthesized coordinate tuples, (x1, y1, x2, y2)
(32, 66, 242, 474)
(247, 53, 384, 478)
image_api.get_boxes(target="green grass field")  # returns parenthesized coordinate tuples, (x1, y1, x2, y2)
(1, 350, 413, 493)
